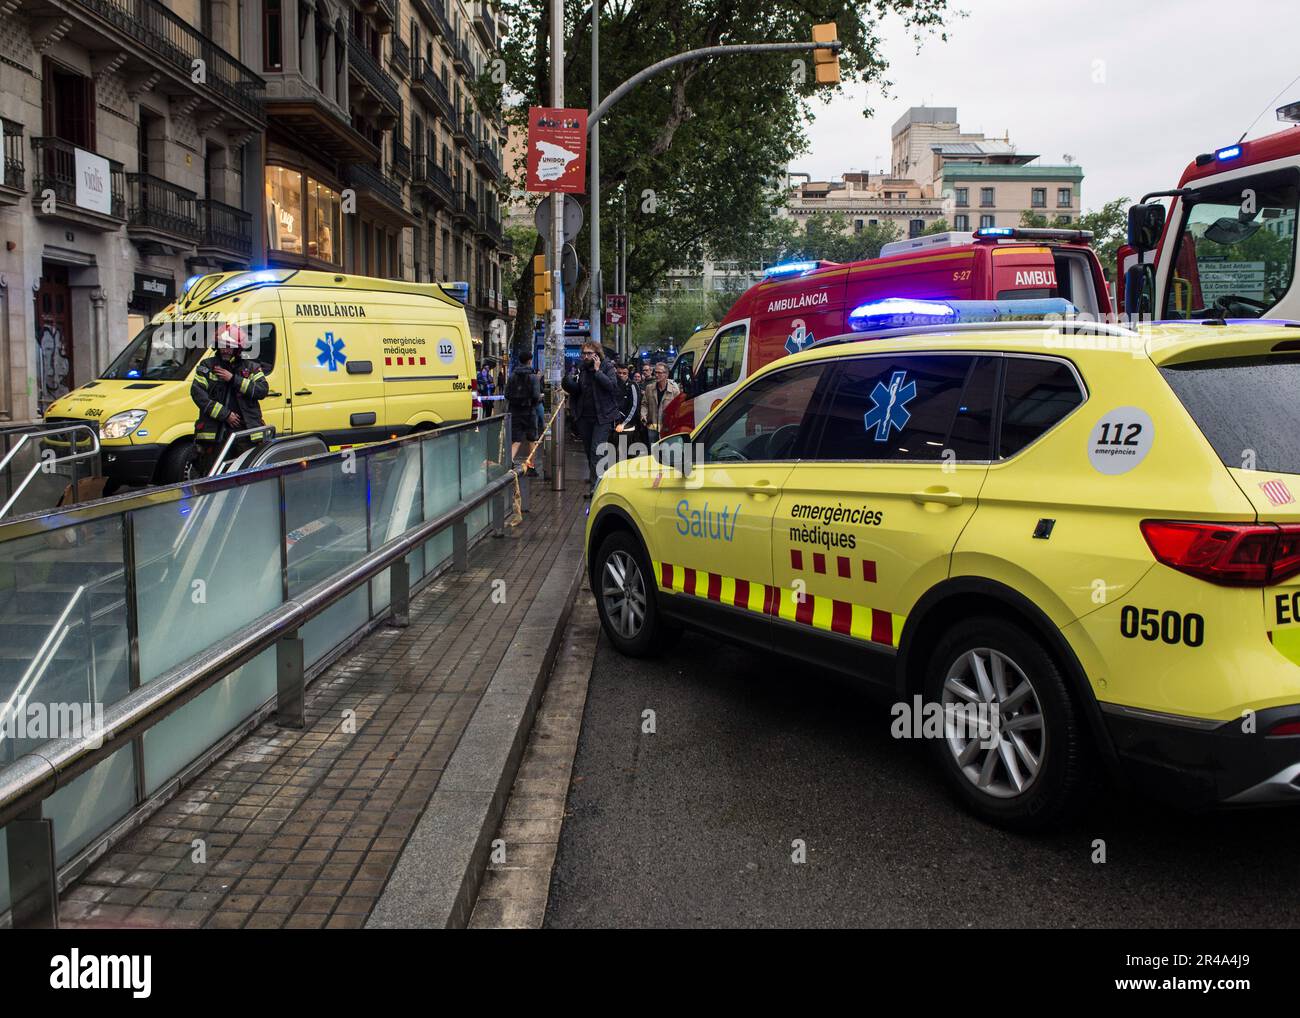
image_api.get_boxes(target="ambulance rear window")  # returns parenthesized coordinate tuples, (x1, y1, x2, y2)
(996, 288, 1054, 300)
(1160, 354, 1300, 474)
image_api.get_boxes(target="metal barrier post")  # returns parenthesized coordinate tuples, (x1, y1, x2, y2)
(452, 518, 469, 571)
(5, 807, 58, 929)
(275, 634, 305, 729)
(389, 556, 410, 628)
(490, 488, 505, 537)
(520, 471, 530, 513)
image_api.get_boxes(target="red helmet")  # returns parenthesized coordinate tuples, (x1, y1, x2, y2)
(215, 322, 247, 352)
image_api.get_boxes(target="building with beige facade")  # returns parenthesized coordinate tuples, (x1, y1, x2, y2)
(781, 170, 948, 240)
(891, 106, 1083, 232)
(0, 0, 510, 422)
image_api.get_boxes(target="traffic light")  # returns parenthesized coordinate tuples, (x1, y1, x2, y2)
(812, 23, 839, 85)
(533, 253, 551, 316)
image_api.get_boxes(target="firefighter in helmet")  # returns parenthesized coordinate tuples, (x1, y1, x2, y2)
(190, 321, 269, 477)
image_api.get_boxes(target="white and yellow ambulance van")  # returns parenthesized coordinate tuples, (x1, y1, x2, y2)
(45, 269, 476, 484)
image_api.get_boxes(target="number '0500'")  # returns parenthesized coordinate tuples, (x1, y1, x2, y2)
(1119, 606, 1204, 647)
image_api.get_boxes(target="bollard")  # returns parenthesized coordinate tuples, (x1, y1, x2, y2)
(276, 633, 305, 729)
(6, 807, 57, 929)
(520, 471, 531, 513)
(389, 556, 410, 628)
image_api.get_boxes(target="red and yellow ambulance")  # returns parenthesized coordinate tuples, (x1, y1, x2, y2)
(660, 227, 1111, 436)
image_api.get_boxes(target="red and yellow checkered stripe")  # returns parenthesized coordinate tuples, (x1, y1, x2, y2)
(651, 560, 905, 649)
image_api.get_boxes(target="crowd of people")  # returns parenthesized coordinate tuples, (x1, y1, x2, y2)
(489, 344, 683, 497)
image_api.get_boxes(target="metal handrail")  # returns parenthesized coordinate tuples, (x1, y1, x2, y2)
(0, 424, 100, 520)
(208, 425, 277, 477)
(0, 464, 517, 829)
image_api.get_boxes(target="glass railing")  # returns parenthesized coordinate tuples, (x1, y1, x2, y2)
(0, 416, 509, 916)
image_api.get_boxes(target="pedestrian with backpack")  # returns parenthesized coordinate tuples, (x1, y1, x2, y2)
(506, 350, 543, 468)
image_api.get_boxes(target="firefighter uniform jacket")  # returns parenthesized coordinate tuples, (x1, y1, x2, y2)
(190, 353, 269, 442)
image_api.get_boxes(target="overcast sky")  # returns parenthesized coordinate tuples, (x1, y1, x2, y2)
(797, 0, 1299, 211)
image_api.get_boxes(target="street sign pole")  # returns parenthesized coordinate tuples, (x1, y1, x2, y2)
(589, 0, 602, 354)
(548, 0, 566, 491)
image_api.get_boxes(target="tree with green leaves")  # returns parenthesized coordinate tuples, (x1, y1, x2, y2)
(779, 210, 901, 262)
(487, 0, 955, 354)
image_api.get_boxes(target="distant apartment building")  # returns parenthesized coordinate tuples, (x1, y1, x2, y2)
(780, 170, 947, 239)
(0, 0, 509, 420)
(891, 106, 1083, 231)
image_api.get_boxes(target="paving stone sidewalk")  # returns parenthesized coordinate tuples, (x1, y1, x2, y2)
(60, 453, 587, 929)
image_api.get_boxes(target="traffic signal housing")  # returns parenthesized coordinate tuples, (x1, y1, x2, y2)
(533, 253, 552, 316)
(812, 23, 840, 85)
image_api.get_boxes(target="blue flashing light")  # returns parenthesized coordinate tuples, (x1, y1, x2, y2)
(126, 369, 141, 378)
(1216, 145, 1242, 161)
(974, 226, 1015, 238)
(444, 280, 470, 304)
(182, 274, 203, 295)
(206, 269, 289, 302)
(764, 260, 820, 278)
(848, 297, 1079, 332)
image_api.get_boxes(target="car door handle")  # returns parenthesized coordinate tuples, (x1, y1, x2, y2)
(911, 487, 963, 507)
(744, 480, 779, 497)
(294, 389, 313, 396)
(266, 390, 282, 397)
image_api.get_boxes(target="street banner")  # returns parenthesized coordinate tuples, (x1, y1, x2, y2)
(526, 107, 588, 193)
(605, 293, 628, 326)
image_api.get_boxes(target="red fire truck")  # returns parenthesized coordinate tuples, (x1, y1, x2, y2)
(1119, 103, 1300, 322)
(660, 226, 1111, 436)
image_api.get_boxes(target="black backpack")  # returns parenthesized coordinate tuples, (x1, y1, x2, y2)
(506, 368, 534, 405)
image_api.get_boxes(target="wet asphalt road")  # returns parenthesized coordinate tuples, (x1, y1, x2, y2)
(544, 619, 1300, 929)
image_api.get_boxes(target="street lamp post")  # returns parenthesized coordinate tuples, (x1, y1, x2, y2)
(585, 35, 842, 373)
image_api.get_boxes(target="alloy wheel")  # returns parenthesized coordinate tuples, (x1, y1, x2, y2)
(601, 549, 647, 639)
(939, 647, 1046, 799)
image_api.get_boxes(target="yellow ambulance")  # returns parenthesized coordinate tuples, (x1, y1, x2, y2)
(45, 269, 476, 485)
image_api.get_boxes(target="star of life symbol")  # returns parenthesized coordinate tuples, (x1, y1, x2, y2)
(316, 332, 347, 371)
(784, 320, 815, 356)
(864, 370, 917, 442)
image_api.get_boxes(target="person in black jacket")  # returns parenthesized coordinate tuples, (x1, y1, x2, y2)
(506, 350, 543, 471)
(190, 322, 270, 477)
(561, 340, 618, 496)
(612, 360, 643, 458)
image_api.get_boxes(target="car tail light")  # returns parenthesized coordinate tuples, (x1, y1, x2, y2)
(1140, 520, 1300, 586)
(1267, 719, 1300, 737)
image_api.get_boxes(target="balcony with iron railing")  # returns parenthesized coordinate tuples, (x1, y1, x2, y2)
(66, 0, 264, 124)
(127, 173, 200, 243)
(412, 156, 454, 206)
(394, 140, 411, 179)
(2, 120, 24, 199)
(412, 0, 453, 40)
(348, 33, 402, 115)
(472, 3, 497, 50)
(450, 188, 470, 222)
(465, 192, 479, 220)
(390, 35, 410, 77)
(345, 161, 405, 214)
(480, 143, 501, 181)
(454, 110, 472, 146)
(197, 199, 253, 259)
(31, 137, 125, 224)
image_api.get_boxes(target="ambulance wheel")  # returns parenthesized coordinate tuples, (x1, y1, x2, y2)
(922, 617, 1092, 832)
(593, 530, 661, 657)
(158, 441, 199, 484)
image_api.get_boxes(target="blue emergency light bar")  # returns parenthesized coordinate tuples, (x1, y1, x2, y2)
(1215, 145, 1242, 161)
(848, 297, 1079, 332)
(204, 268, 293, 302)
(974, 226, 1015, 238)
(182, 274, 203, 295)
(763, 260, 821, 278)
(443, 281, 470, 304)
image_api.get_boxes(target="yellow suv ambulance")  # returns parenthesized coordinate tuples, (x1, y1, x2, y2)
(586, 298, 1300, 829)
(46, 269, 476, 485)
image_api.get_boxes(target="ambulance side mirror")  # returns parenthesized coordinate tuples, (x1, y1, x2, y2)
(1127, 203, 1166, 255)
